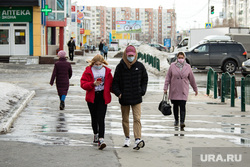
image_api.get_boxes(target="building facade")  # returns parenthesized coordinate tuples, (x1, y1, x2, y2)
(222, 0, 250, 27)
(79, 5, 176, 47)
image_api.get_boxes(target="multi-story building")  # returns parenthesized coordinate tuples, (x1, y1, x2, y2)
(222, 0, 249, 27)
(80, 5, 176, 47)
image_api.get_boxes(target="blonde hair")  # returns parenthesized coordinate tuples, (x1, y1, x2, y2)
(89, 54, 108, 66)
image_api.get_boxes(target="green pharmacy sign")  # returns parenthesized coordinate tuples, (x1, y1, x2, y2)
(0, 7, 32, 22)
(41, 5, 52, 16)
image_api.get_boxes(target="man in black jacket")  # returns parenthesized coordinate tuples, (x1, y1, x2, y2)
(112, 45, 148, 150)
(67, 37, 76, 61)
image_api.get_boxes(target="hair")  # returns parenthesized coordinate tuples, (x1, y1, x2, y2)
(89, 54, 108, 66)
(177, 51, 186, 58)
(70, 37, 73, 39)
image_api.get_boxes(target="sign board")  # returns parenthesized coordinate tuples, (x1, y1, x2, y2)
(80, 28, 84, 34)
(116, 20, 142, 33)
(0, 7, 32, 22)
(205, 22, 212, 29)
(77, 12, 84, 20)
(41, 5, 52, 16)
(164, 38, 171, 48)
(112, 30, 123, 39)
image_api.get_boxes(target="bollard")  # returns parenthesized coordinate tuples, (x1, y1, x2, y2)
(241, 77, 245, 112)
(221, 73, 225, 102)
(231, 75, 235, 107)
(214, 71, 218, 99)
(206, 69, 211, 95)
(156, 58, 160, 71)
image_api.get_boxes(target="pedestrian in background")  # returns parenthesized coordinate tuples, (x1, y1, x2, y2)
(99, 40, 104, 56)
(67, 37, 76, 61)
(164, 51, 198, 129)
(50, 50, 72, 110)
(112, 45, 148, 150)
(103, 43, 109, 60)
(80, 54, 113, 150)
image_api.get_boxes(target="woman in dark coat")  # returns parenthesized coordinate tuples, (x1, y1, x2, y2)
(50, 50, 72, 110)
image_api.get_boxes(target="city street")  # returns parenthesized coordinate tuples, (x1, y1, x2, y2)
(0, 51, 249, 167)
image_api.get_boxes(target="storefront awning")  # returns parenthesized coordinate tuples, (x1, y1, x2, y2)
(0, 0, 39, 6)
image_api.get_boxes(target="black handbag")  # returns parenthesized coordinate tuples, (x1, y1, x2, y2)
(158, 94, 172, 116)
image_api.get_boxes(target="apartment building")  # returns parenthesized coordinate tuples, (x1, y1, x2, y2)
(79, 5, 176, 47)
(222, 0, 249, 27)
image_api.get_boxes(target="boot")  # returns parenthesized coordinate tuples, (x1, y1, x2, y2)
(60, 101, 65, 110)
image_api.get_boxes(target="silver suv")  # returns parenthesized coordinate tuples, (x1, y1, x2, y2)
(168, 41, 247, 73)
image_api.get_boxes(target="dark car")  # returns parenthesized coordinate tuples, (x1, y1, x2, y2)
(168, 41, 247, 73)
(149, 43, 167, 51)
(241, 59, 250, 76)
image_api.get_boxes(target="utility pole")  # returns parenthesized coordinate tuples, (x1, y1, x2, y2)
(208, 0, 210, 23)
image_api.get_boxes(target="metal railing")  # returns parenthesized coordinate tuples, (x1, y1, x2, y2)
(241, 75, 250, 112)
(138, 52, 160, 71)
(221, 72, 236, 107)
(206, 68, 218, 99)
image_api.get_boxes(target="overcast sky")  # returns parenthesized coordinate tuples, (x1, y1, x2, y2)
(72, 0, 223, 31)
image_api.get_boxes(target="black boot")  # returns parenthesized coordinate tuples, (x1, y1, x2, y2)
(60, 101, 65, 110)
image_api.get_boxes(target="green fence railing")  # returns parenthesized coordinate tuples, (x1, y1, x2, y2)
(138, 52, 160, 71)
(221, 72, 236, 107)
(241, 75, 250, 111)
(206, 68, 218, 99)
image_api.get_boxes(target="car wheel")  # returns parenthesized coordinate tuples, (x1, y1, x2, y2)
(223, 60, 237, 73)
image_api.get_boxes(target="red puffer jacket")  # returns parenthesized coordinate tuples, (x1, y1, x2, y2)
(80, 66, 113, 104)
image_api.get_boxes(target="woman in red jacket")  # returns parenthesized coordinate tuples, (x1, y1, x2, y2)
(80, 54, 113, 150)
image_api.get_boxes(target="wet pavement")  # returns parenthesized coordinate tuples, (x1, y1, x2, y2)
(0, 52, 250, 167)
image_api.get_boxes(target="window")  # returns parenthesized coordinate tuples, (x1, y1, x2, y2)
(196, 44, 209, 52)
(0, 30, 9, 44)
(15, 29, 25, 44)
(57, 0, 64, 11)
(210, 45, 226, 52)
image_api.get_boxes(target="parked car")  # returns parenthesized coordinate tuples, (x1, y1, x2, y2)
(167, 41, 247, 73)
(148, 43, 167, 51)
(241, 59, 250, 76)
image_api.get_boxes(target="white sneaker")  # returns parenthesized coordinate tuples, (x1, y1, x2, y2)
(133, 139, 145, 150)
(98, 138, 106, 150)
(123, 137, 131, 147)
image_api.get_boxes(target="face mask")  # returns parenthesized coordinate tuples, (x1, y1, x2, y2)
(178, 59, 185, 64)
(127, 56, 135, 62)
(93, 65, 103, 70)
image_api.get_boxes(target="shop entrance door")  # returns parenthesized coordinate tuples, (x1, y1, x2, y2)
(0, 23, 29, 56)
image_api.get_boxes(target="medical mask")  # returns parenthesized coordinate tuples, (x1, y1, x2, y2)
(127, 56, 135, 62)
(93, 65, 103, 70)
(178, 59, 185, 64)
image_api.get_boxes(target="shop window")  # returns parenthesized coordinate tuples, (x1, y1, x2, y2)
(57, 13, 64, 21)
(15, 30, 25, 44)
(0, 30, 9, 44)
(14, 24, 27, 26)
(57, 0, 64, 11)
(0, 24, 10, 26)
(48, 13, 56, 20)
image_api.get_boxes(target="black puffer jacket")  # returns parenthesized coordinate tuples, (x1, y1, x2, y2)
(112, 59, 148, 105)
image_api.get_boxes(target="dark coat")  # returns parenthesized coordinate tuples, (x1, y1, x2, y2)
(67, 40, 76, 51)
(50, 57, 72, 96)
(99, 42, 103, 51)
(112, 59, 148, 105)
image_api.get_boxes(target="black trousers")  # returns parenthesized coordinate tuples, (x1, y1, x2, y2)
(171, 100, 186, 123)
(103, 52, 107, 59)
(87, 91, 107, 138)
(69, 50, 74, 61)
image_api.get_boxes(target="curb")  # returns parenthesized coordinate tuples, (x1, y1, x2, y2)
(0, 90, 35, 133)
